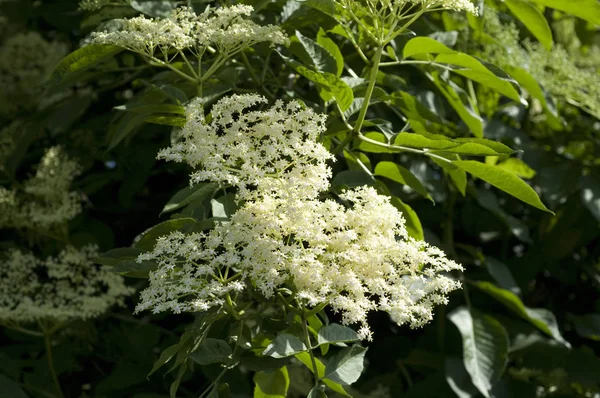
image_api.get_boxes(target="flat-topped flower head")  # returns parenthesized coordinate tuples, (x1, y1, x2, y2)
(136, 186, 462, 339)
(0, 245, 134, 324)
(89, 5, 287, 58)
(158, 94, 334, 200)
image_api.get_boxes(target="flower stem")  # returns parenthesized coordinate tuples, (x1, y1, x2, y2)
(301, 314, 319, 390)
(353, 45, 384, 135)
(43, 332, 64, 398)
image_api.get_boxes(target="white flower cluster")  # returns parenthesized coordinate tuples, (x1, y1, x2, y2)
(158, 94, 333, 200)
(0, 245, 134, 324)
(89, 5, 287, 58)
(0, 146, 82, 230)
(138, 95, 462, 339)
(0, 32, 67, 117)
(337, 0, 477, 17)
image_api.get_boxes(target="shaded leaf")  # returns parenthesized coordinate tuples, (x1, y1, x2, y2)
(162, 182, 219, 215)
(190, 338, 233, 366)
(374, 161, 432, 201)
(49, 44, 122, 85)
(448, 307, 509, 398)
(473, 281, 569, 346)
(317, 324, 360, 346)
(323, 345, 367, 385)
(262, 334, 307, 358)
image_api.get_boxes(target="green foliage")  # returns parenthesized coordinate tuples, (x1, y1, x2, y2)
(3, 0, 600, 397)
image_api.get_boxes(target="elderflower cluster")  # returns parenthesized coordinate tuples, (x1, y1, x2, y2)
(0, 146, 82, 230)
(0, 32, 67, 117)
(480, 9, 600, 118)
(138, 95, 462, 338)
(89, 5, 287, 58)
(0, 245, 134, 324)
(158, 94, 334, 200)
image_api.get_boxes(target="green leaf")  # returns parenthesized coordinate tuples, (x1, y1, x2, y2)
(295, 352, 350, 396)
(429, 72, 483, 137)
(431, 156, 468, 196)
(504, 0, 553, 50)
(278, 52, 353, 111)
(317, 324, 360, 346)
(307, 387, 328, 398)
(162, 182, 219, 215)
(445, 358, 479, 398)
(448, 307, 509, 398)
(495, 158, 536, 179)
(390, 196, 424, 240)
(404, 37, 524, 104)
(317, 28, 344, 76)
(374, 161, 433, 202)
(190, 338, 233, 366)
(111, 259, 158, 278)
(357, 132, 397, 153)
(240, 354, 291, 372)
(262, 334, 307, 358)
(253, 367, 290, 398)
(133, 218, 198, 251)
(114, 103, 186, 115)
(95, 247, 143, 266)
(331, 170, 375, 191)
(572, 314, 600, 341)
(107, 112, 148, 151)
(403, 36, 455, 58)
(485, 257, 522, 296)
(453, 160, 551, 213)
(144, 115, 186, 127)
(49, 44, 123, 85)
(211, 193, 238, 220)
(295, 30, 338, 75)
(323, 345, 367, 385)
(473, 281, 569, 346)
(507, 67, 560, 123)
(148, 343, 181, 377)
(130, 0, 175, 17)
(0, 375, 28, 398)
(530, 0, 600, 25)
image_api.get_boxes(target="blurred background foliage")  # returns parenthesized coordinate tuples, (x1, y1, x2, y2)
(1, 0, 600, 397)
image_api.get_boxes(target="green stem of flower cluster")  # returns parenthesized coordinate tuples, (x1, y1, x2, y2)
(301, 314, 320, 390)
(353, 45, 384, 136)
(43, 332, 64, 398)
